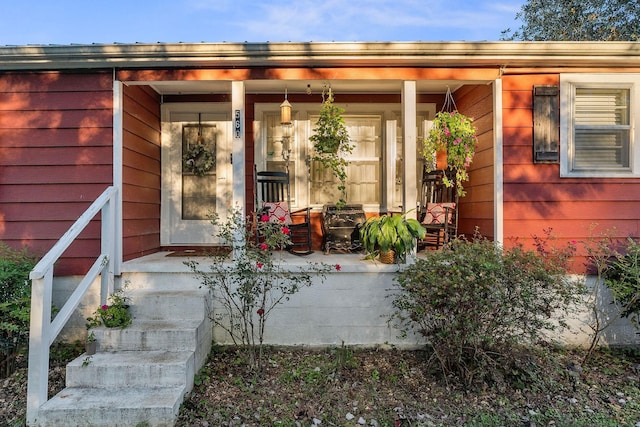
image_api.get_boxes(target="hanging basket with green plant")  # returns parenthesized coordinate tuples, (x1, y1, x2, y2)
(423, 89, 478, 197)
(310, 87, 353, 209)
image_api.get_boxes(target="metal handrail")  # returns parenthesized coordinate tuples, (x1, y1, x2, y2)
(26, 186, 119, 426)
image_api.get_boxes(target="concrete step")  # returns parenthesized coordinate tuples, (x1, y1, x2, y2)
(36, 386, 184, 427)
(127, 288, 211, 321)
(66, 350, 195, 389)
(94, 319, 208, 351)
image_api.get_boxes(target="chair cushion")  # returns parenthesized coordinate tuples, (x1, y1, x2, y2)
(423, 202, 456, 225)
(262, 202, 292, 225)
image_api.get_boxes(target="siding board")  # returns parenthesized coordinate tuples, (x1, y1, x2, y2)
(0, 128, 112, 148)
(1, 165, 112, 184)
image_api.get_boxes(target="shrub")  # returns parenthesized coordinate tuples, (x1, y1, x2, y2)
(0, 242, 37, 377)
(604, 237, 640, 328)
(391, 232, 582, 387)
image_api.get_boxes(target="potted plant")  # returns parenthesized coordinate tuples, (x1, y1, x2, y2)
(310, 87, 353, 209)
(423, 110, 478, 197)
(86, 286, 132, 329)
(85, 331, 97, 355)
(359, 211, 426, 264)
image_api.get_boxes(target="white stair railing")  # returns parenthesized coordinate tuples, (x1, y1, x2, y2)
(26, 186, 119, 426)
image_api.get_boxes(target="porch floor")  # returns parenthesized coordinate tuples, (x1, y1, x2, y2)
(121, 250, 411, 273)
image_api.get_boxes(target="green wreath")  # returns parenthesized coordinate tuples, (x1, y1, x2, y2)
(183, 144, 215, 176)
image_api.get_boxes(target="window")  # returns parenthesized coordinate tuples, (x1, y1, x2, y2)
(310, 115, 381, 206)
(561, 74, 640, 177)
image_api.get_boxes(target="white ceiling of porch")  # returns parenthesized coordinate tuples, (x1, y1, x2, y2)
(147, 79, 480, 95)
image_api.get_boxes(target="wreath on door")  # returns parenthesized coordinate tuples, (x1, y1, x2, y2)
(183, 144, 215, 176)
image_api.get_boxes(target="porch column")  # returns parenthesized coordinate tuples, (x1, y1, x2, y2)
(231, 81, 246, 217)
(401, 81, 418, 219)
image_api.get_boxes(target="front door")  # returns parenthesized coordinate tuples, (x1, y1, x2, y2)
(161, 103, 232, 245)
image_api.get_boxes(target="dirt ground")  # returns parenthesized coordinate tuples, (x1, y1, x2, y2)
(3, 343, 640, 426)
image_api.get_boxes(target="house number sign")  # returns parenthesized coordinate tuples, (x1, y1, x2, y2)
(234, 110, 242, 139)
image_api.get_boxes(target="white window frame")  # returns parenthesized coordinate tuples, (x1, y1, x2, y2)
(560, 73, 640, 177)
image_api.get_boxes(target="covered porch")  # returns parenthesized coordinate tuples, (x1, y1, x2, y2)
(115, 55, 498, 264)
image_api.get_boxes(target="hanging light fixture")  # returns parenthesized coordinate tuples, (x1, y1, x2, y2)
(280, 88, 292, 126)
(280, 88, 293, 163)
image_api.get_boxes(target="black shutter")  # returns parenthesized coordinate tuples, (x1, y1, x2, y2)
(533, 85, 559, 163)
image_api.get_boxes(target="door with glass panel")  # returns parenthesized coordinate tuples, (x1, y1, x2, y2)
(310, 115, 382, 208)
(161, 104, 232, 245)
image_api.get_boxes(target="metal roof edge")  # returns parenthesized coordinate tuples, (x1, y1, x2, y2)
(1, 41, 640, 70)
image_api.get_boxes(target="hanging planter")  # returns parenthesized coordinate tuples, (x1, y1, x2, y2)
(423, 88, 478, 197)
(310, 87, 353, 209)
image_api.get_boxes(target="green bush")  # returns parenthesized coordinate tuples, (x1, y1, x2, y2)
(604, 237, 640, 327)
(391, 233, 582, 387)
(0, 242, 37, 377)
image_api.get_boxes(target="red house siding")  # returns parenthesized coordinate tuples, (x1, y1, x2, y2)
(121, 85, 162, 261)
(454, 84, 495, 240)
(0, 71, 113, 275)
(501, 74, 640, 273)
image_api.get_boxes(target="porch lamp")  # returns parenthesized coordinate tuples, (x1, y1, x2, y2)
(280, 89, 293, 162)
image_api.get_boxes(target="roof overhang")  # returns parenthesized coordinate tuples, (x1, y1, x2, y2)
(2, 41, 640, 71)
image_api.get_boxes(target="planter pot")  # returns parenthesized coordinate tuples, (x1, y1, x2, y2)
(379, 249, 396, 264)
(436, 148, 448, 170)
(85, 341, 97, 355)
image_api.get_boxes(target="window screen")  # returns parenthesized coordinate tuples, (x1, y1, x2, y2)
(573, 88, 630, 171)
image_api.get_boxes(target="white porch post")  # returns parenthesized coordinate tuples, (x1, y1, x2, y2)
(401, 81, 418, 219)
(493, 78, 504, 245)
(231, 81, 246, 252)
(112, 80, 123, 277)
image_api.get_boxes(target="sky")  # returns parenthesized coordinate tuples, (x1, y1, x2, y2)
(1, 0, 524, 46)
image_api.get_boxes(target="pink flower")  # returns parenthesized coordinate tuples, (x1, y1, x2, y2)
(101, 305, 109, 311)
(335, 264, 341, 271)
(453, 138, 461, 146)
(256, 261, 263, 269)
(281, 226, 290, 234)
(444, 128, 451, 137)
(257, 307, 264, 317)
(278, 216, 286, 223)
(260, 243, 268, 251)
(260, 214, 269, 222)
(571, 240, 577, 245)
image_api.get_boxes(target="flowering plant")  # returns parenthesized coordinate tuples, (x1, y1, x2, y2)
(423, 110, 478, 196)
(256, 211, 292, 252)
(185, 207, 337, 371)
(86, 286, 131, 329)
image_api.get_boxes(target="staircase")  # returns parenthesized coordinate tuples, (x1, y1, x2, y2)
(35, 280, 213, 427)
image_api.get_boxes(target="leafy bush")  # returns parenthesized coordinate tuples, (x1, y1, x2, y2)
(0, 242, 37, 377)
(604, 237, 640, 328)
(391, 232, 582, 387)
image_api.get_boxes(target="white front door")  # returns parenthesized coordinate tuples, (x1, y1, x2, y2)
(161, 103, 232, 245)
